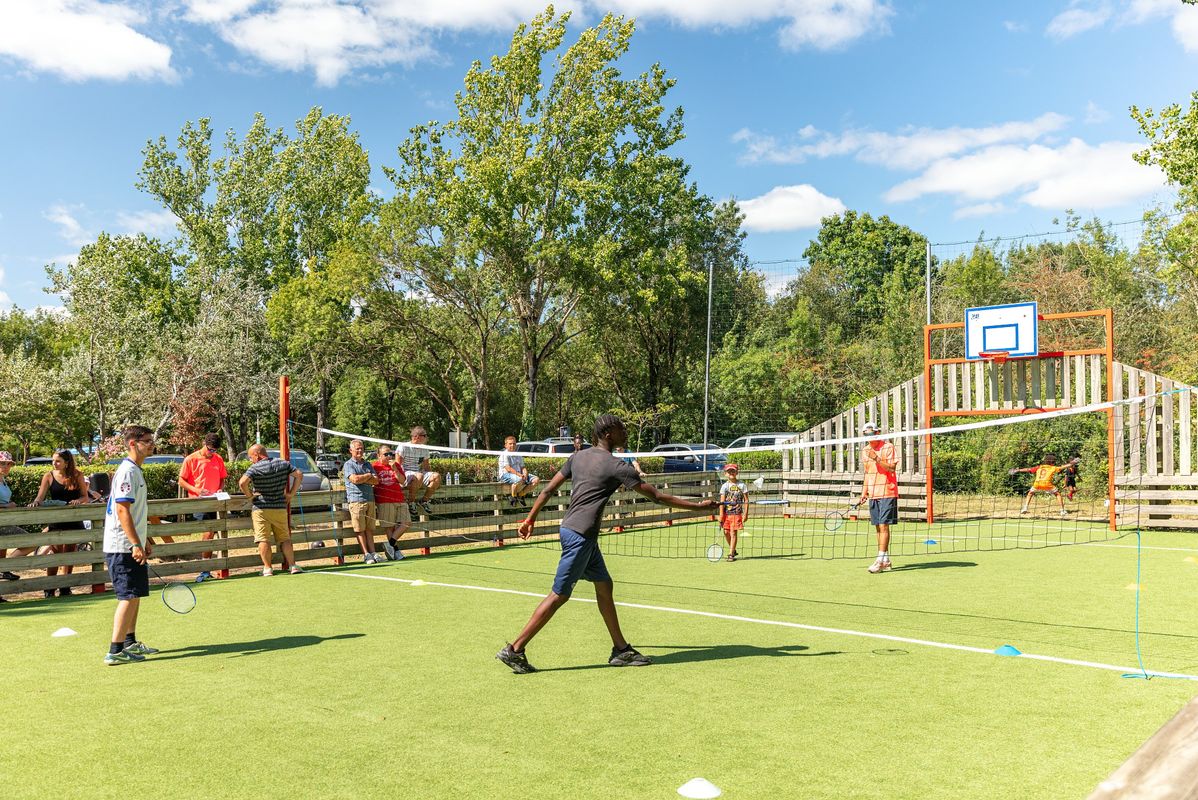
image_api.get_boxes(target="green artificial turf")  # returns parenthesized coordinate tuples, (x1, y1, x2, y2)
(3, 524, 1197, 799)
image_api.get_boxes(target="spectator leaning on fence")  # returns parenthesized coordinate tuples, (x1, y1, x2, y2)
(372, 445, 409, 562)
(28, 449, 88, 598)
(498, 435, 539, 507)
(343, 439, 382, 564)
(401, 426, 441, 516)
(178, 433, 228, 583)
(102, 425, 159, 666)
(240, 444, 304, 577)
(0, 451, 19, 590)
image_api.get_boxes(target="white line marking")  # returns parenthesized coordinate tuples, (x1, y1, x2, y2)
(315, 570, 1198, 680)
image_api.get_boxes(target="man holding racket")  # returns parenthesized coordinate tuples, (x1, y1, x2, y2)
(857, 421, 898, 574)
(496, 414, 717, 673)
(102, 425, 159, 665)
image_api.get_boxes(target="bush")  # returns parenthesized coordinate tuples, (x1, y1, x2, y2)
(4, 461, 254, 504)
(734, 451, 783, 471)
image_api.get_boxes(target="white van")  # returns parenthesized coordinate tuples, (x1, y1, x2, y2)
(726, 433, 801, 450)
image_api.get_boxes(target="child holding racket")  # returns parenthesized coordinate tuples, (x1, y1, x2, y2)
(102, 425, 159, 666)
(497, 414, 717, 674)
(719, 464, 748, 562)
(857, 422, 898, 574)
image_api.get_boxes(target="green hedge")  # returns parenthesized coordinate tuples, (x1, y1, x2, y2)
(2, 461, 255, 504)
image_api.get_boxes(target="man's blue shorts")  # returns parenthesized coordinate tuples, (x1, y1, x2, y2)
(552, 526, 611, 597)
(498, 472, 533, 486)
(869, 497, 899, 526)
(105, 552, 149, 600)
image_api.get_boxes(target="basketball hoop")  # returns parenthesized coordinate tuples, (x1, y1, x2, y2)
(978, 350, 1010, 365)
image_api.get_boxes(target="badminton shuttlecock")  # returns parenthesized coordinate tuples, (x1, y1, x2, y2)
(677, 778, 722, 799)
(51, 627, 77, 638)
(751, 476, 765, 490)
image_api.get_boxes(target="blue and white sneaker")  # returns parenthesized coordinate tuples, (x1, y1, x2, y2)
(382, 540, 398, 561)
(124, 641, 159, 656)
(104, 649, 145, 666)
(195, 571, 212, 583)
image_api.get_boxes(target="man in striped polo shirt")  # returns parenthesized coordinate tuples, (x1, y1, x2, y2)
(239, 444, 304, 576)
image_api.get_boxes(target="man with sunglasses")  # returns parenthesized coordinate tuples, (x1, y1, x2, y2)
(373, 445, 410, 561)
(179, 433, 227, 582)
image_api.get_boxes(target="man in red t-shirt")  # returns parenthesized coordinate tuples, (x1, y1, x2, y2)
(178, 433, 228, 582)
(373, 444, 410, 561)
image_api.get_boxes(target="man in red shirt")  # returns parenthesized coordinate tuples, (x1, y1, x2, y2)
(178, 433, 228, 582)
(373, 444, 410, 561)
(856, 422, 898, 574)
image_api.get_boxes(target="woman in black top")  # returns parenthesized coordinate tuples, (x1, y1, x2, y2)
(28, 449, 88, 597)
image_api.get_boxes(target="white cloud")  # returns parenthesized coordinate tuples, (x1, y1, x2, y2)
(1084, 100, 1109, 124)
(738, 185, 846, 232)
(1173, 3, 1198, 52)
(1056, 0, 1198, 51)
(0, 0, 175, 81)
(1003, 19, 1027, 32)
(953, 202, 1008, 220)
(733, 112, 1069, 170)
(115, 209, 179, 238)
(187, 0, 892, 85)
(43, 204, 91, 247)
(884, 138, 1165, 210)
(1046, 4, 1112, 39)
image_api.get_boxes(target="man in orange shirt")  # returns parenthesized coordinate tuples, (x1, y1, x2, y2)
(178, 433, 228, 582)
(856, 422, 898, 574)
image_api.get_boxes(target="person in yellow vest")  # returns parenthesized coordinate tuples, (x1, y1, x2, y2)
(856, 422, 898, 574)
(1011, 454, 1068, 516)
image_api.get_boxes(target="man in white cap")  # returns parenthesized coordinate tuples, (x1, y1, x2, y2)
(856, 422, 898, 573)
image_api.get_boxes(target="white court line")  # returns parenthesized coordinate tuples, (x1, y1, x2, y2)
(315, 570, 1198, 681)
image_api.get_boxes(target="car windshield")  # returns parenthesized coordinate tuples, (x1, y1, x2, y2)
(288, 452, 314, 471)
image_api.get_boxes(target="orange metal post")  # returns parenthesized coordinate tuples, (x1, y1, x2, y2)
(1105, 310, 1117, 531)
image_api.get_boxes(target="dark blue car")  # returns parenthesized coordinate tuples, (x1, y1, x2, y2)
(650, 444, 727, 473)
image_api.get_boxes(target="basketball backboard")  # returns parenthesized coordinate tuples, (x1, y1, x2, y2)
(965, 302, 1038, 360)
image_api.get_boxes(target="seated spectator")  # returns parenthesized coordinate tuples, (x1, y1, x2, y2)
(0, 451, 20, 590)
(239, 444, 304, 576)
(497, 436, 539, 507)
(27, 449, 88, 597)
(373, 445, 410, 561)
(615, 445, 646, 478)
(401, 426, 442, 517)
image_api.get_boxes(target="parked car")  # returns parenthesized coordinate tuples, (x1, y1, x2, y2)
(516, 438, 592, 454)
(23, 456, 53, 466)
(233, 449, 331, 492)
(315, 452, 343, 477)
(650, 443, 727, 472)
(726, 433, 801, 450)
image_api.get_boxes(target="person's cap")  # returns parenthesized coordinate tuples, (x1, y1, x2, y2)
(0, 451, 12, 463)
(723, 463, 739, 472)
(862, 422, 880, 434)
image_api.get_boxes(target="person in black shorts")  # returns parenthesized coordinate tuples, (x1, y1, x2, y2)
(1062, 456, 1081, 501)
(496, 414, 717, 673)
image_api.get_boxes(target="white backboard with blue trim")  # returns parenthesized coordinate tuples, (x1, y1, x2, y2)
(965, 302, 1038, 360)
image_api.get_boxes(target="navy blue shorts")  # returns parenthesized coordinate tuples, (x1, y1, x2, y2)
(551, 527, 612, 597)
(869, 497, 898, 526)
(105, 552, 149, 600)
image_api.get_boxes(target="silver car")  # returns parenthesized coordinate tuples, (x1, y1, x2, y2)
(234, 449, 331, 492)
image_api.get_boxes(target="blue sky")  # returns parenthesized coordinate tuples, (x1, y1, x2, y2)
(0, 0, 1195, 311)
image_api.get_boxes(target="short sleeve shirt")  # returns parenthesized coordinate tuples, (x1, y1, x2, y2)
(103, 459, 148, 553)
(372, 460, 406, 504)
(721, 480, 748, 516)
(343, 458, 376, 503)
(862, 441, 898, 499)
(559, 448, 644, 538)
(180, 449, 228, 496)
(401, 444, 428, 474)
(244, 458, 295, 510)
(497, 451, 525, 480)
(0, 481, 11, 505)
(1032, 464, 1063, 490)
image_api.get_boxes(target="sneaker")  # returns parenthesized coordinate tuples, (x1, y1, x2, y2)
(382, 540, 397, 561)
(419, 501, 433, 515)
(1059, 509, 1069, 517)
(609, 645, 652, 667)
(262, 568, 274, 577)
(408, 503, 418, 518)
(509, 497, 518, 507)
(867, 560, 893, 574)
(289, 565, 304, 575)
(392, 548, 405, 560)
(363, 554, 375, 564)
(519, 496, 528, 507)
(43, 589, 54, 599)
(1019, 508, 1029, 515)
(59, 587, 72, 597)
(195, 571, 212, 583)
(124, 641, 159, 656)
(375, 550, 388, 562)
(1, 571, 19, 581)
(104, 650, 144, 666)
(496, 643, 537, 674)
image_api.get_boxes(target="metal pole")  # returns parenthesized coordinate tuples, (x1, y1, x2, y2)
(925, 240, 933, 325)
(701, 257, 714, 471)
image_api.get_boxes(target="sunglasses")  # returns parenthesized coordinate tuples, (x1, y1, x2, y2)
(381, 453, 395, 458)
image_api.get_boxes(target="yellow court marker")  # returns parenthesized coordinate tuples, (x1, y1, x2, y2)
(1125, 583, 1140, 591)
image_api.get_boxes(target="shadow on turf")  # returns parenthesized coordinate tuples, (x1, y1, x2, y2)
(534, 643, 842, 671)
(887, 560, 977, 571)
(149, 633, 365, 661)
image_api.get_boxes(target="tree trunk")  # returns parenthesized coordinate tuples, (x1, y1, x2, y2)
(316, 378, 329, 452)
(218, 413, 237, 462)
(520, 355, 539, 440)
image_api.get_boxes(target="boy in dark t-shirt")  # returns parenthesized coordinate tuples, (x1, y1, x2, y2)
(496, 414, 716, 673)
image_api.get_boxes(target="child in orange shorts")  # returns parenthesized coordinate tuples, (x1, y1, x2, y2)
(719, 464, 749, 562)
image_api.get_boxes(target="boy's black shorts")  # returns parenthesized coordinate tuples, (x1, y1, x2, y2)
(105, 552, 149, 600)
